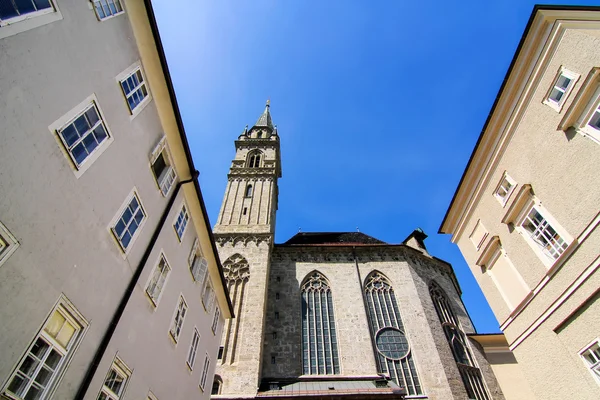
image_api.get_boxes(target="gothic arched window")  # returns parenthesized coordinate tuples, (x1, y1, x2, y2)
(211, 375, 222, 395)
(301, 272, 340, 375)
(247, 151, 262, 168)
(430, 281, 490, 400)
(364, 272, 422, 396)
(245, 184, 253, 197)
(220, 255, 250, 364)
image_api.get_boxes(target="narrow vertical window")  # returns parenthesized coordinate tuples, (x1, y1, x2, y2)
(245, 184, 253, 197)
(187, 329, 201, 370)
(247, 151, 262, 168)
(211, 306, 221, 334)
(119, 67, 149, 114)
(217, 347, 224, 360)
(211, 376, 222, 395)
(493, 173, 516, 206)
(430, 282, 490, 399)
(200, 354, 210, 391)
(0, 220, 19, 268)
(4, 301, 86, 400)
(544, 68, 578, 110)
(169, 296, 188, 342)
(145, 254, 171, 305)
(301, 271, 340, 375)
(174, 204, 189, 241)
(93, 0, 124, 20)
(202, 278, 215, 312)
(188, 238, 208, 284)
(364, 272, 422, 395)
(97, 358, 131, 400)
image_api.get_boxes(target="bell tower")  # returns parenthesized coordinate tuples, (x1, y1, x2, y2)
(213, 102, 281, 396)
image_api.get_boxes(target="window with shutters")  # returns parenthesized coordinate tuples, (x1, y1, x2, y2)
(188, 238, 208, 284)
(145, 254, 171, 306)
(212, 306, 221, 335)
(201, 278, 215, 313)
(301, 271, 340, 375)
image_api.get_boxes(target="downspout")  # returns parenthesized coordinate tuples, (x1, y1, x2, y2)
(74, 172, 199, 400)
(352, 246, 380, 373)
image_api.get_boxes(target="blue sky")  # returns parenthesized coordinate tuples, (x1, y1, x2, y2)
(152, 1, 598, 333)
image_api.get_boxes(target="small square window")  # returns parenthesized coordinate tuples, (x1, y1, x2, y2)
(117, 64, 151, 116)
(544, 68, 579, 111)
(111, 191, 146, 252)
(580, 339, 600, 385)
(174, 204, 189, 241)
(97, 357, 131, 400)
(93, 0, 124, 21)
(170, 296, 188, 343)
(494, 174, 516, 206)
(145, 254, 171, 306)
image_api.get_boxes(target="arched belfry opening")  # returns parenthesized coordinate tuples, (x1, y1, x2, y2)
(247, 150, 262, 168)
(221, 254, 250, 365)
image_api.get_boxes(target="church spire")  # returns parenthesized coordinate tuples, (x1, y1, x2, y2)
(253, 100, 274, 131)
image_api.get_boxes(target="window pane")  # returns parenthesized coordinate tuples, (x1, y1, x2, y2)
(556, 75, 571, 90)
(45, 350, 61, 369)
(45, 311, 65, 337)
(60, 125, 80, 147)
(7, 373, 28, 396)
(0, 1, 19, 19)
(85, 107, 100, 126)
(549, 88, 563, 102)
(73, 115, 90, 135)
(55, 321, 76, 348)
(14, 0, 35, 15)
(23, 384, 42, 400)
(588, 110, 600, 130)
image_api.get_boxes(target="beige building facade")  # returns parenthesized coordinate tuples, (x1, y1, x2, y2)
(0, 1, 232, 400)
(440, 5, 600, 400)
(212, 104, 506, 400)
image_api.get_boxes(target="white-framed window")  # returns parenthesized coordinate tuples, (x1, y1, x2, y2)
(199, 353, 210, 391)
(150, 137, 177, 196)
(201, 278, 215, 313)
(519, 205, 570, 262)
(469, 220, 489, 250)
(117, 63, 151, 116)
(169, 296, 188, 343)
(0, 220, 19, 268)
(580, 339, 600, 385)
(186, 328, 201, 370)
(145, 254, 171, 306)
(3, 297, 87, 400)
(92, 0, 124, 21)
(494, 173, 516, 206)
(578, 86, 600, 144)
(188, 238, 208, 284)
(111, 190, 147, 253)
(97, 357, 131, 400)
(0, 0, 62, 40)
(174, 204, 189, 241)
(544, 68, 579, 111)
(211, 306, 220, 335)
(55, 101, 110, 170)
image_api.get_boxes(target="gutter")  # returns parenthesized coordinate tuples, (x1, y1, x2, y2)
(438, 4, 600, 234)
(142, 0, 234, 317)
(75, 174, 198, 400)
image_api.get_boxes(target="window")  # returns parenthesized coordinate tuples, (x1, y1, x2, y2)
(247, 151, 262, 168)
(188, 238, 208, 284)
(0, 0, 53, 25)
(169, 296, 187, 342)
(56, 101, 110, 169)
(521, 206, 569, 261)
(243, 207, 247, 216)
(199, 354, 210, 391)
(364, 272, 422, 395)
(494, 173, 516, 206)
(187, 328, 200, 370)
(97, 358, 131, 400)
(202, 278, 215, 312)
(271, 356, 276, 364)
(211, 306, 220, 334)
(275, 292, 280, 300)
(0, 220, 19, 268)
(150, 137, 177, 196)
(272, 332, 277, 339)
(174, 204, 189, 241)
(430, 282, 490, 400)
(580, 340, 600, 385)
(3, 299, 86, 400)
(274, 311, 279, 320)
(469, 220, 488, 250)
(585, 96, 600, 140)
(245, 185, 253, 197)
(217, 346, 224, 360)
(544, 68, 578, 111)
(211, 377, 222, 395)
(93, 0, 124, 20)
(145, 254, 171, 305)
(118, 65, 150, 115)
(112, 191, 146, 252)
(301, 272, 340, 375)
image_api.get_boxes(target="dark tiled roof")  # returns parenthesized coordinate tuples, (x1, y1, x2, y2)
(280, 232, 387, 246)
(254, 102, 274, 130)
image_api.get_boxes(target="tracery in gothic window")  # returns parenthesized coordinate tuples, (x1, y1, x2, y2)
(247, 151, 262, 168)
(301, 271, 340, 375)
(364, 272, 422, 396)
(430, 281, 490, 400)
(220, 254, 250, 364)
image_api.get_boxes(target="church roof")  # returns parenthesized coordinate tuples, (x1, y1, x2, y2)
(253, 100, 274, 130)
(280, 232, 387, 246)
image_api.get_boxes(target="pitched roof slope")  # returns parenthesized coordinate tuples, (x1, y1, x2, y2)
(280, 232, 387, 246)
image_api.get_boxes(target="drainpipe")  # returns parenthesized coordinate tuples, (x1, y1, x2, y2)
(74, 171, 199, 400)
(352, 246, 380, 373)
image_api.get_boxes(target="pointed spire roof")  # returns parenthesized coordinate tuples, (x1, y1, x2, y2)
(254, 100, 274, 131)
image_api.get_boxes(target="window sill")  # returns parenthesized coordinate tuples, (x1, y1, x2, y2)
(95, 10, 125, 23)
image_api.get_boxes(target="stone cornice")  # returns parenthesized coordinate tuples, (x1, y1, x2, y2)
(214, 233, 273, 247)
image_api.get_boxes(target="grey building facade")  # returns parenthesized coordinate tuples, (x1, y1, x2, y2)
(212, 105, 505, 400)
(0, 1, 232, 400)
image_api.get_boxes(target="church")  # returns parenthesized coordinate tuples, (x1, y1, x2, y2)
(211, 103, 504, 400)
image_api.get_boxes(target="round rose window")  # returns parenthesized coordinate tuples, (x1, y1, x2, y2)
(375, 327, 409, 360)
